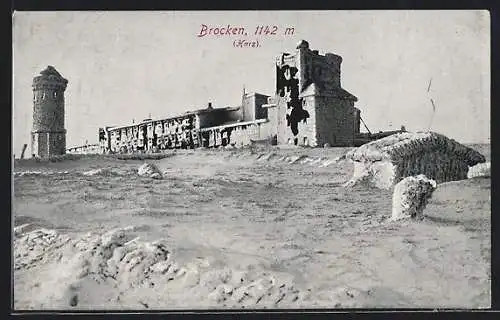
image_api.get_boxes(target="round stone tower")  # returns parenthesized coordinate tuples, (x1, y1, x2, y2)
(31, 66, 68, 158)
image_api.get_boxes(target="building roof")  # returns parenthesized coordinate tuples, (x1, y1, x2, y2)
(243, 92, 270, 98)
(184, 106, 239, 115)
(105, 106, 239, 131)
(199, 118, 268, 132)
(299, 83, 358, 102)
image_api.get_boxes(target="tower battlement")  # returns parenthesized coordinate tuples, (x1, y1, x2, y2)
(32, 65, 68, 91)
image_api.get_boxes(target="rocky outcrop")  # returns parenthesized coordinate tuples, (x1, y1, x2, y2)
(344, 132, 486, 189)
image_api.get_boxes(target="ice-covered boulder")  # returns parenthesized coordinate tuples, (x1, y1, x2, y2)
(391, 174, 437, 220)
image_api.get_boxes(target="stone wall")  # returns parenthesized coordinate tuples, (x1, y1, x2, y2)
(48, 132, 66, 155)
(296, 42, 342, 93)
(277, 96, 317, 146)
(30, 131, 66, 158)
(276, 96, 290, 145)
(32, 89, 65, 132)
(354, 108, 361, 135)
(30, 132, 44, 158)
(241, 94, 258, 121)
(261, 105, 278, 142)
(273, 95, 318, 147)
(315, 97, 356, 147)
(229, 123, 263, 147)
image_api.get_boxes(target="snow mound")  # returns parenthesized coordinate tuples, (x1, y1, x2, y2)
(255, 153, 338, 168)
(82, 168, 120, 177)
(467, 162, 490, 179)
(14, 227, 72, 270)
(138, 163, 163, 179)
(14, 226, 172, 307)
(13, 226, 304, 308)
(14, 170, 70, 177)
(256, 152, 277, 161)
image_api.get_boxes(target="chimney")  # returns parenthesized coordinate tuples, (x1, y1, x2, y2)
(207, 102, 213, 109)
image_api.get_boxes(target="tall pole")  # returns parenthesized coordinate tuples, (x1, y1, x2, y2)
(241, 85, 246, 120)
(20, 144, 27, 159)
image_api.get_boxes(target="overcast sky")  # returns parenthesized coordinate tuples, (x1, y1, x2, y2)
(12, 10, 490, 154)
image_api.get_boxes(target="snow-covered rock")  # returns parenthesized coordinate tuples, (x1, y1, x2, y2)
(391, 174, 437, 220)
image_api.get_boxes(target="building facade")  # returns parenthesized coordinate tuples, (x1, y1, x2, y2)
(31, 66, 68, 158)
(92, 40, 361, 154)
(263, 40, 360, 147)
(98, 100, 267, 154)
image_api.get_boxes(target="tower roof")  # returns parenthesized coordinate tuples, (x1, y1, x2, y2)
(40, 65, 63, 78)
(33, 65, 68, 90)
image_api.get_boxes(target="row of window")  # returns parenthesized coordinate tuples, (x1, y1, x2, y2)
(33, 91, 61, 102)
(110, 129, 198, 142)
(107, 131, 200, 152)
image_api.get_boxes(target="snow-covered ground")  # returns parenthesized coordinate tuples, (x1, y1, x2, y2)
(12, 145, 491, 309)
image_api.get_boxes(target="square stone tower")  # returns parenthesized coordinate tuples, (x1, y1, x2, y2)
(263, 40, 359, 147)
(31, 66, 68, 158)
